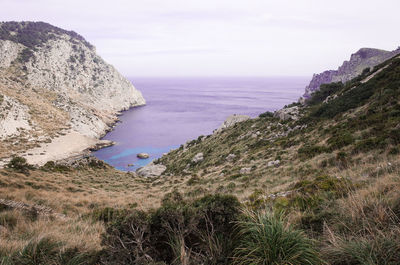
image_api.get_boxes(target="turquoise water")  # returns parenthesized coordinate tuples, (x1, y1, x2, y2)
(104, 145, 178, 170)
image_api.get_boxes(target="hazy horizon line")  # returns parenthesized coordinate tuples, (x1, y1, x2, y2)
(126, 75, 311, 79)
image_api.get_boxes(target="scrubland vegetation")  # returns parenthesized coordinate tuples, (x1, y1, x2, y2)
(1, 56, 400, 264)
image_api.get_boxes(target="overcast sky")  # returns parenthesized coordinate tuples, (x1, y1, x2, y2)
(1, 0, 399, 77)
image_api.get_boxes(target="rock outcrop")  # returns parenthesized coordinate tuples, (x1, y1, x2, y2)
(137, 162, 166, 178)
(0, 21, 145, 162)
(137, 153, 150, 159)
(0, 95, 31, 139)
(192, 152, 204, 163)
(274, 106, 299, 121)
(215, 114, 250, 133)
(301, 47, 400, 101)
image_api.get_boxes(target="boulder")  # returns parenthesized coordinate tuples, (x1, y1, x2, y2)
(226, 153, 236, 162)
(137, 162, 166, 178)
(89, 140, 115, 151)
(192, 152, 204, 163)
(240, 167, 251, 174)
(137, 153, 150, 159)
(274, 106, 299, 121)
(215, 114, 250, 133)
(267, 160, 280, 167)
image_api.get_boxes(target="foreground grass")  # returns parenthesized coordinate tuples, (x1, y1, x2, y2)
(0, 158, 399, 264)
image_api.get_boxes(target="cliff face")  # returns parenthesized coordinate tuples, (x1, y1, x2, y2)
(0, 21, 145, 159)
(302, 47, 400, 100)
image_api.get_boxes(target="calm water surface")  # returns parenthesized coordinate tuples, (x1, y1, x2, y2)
(93, 77, 308, 171)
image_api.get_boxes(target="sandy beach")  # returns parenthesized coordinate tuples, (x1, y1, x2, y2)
(22, 130, 113, 166)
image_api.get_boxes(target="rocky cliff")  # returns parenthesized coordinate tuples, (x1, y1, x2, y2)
(301, 47, 400, 101)
(0, 21, 145, 162)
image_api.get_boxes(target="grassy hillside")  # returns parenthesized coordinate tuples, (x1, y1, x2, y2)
(157, 55, 400, 202)
(1, 55, 399, 264)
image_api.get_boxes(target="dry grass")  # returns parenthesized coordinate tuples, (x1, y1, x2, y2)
(0, 165, 173, 256)
(0, 210, 104, 255)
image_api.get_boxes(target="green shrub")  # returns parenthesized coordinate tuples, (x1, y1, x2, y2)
(259, 111, 274, 118)
(298, 144, 329, 159)
(327, 131, 354, 150)
(352, 137, 386, 153)
(307, 82, 343, 106)
(40, 161, 70, 172)
(6, 156, 33, 174)
(18, 48, 34, 63)
(88, 159, 107, 169)
(233, 211, 323, 265)
(101, 194, 241, 264)
(275, 176, 353, 212)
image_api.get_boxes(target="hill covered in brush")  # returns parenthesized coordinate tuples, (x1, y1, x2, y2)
(0, 51, 399, 264)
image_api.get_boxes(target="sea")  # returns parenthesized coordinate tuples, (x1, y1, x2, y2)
(93, 77, 308, 171)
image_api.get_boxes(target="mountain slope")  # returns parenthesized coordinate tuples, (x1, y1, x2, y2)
(0, 21, 145, 163)
(156, 53, 400, 202)
(0, 50, 399, 264)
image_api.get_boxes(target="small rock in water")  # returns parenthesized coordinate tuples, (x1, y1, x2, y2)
(127, 163, 134, 167)
(137, 153, 150, 159)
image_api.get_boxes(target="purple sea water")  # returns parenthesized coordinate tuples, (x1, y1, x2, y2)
(93, 77, 308, 171)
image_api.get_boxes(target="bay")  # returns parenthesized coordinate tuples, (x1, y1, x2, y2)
(93, 77, 308, 171)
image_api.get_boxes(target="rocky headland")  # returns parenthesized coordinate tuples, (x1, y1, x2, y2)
(0, 21, 145, 165)
(301, 47, 400, 101)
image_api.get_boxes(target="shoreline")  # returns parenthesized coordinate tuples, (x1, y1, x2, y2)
(22, 130, 115, 166)
(2, 104, 145, 168)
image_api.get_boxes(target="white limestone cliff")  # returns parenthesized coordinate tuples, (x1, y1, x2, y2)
(0, 21, 145, 163)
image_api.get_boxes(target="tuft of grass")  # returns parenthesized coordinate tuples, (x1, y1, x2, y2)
(1, 237, 99, 265)
(323, 234, 400, 265)
(233, 210, 323, 265)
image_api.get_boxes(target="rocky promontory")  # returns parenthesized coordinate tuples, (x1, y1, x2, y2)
(301, 47, 400, 101)
(0, 21, 145, 164)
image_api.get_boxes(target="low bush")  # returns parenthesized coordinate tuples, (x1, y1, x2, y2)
(273, 176, 353, 214)
(259, 111, 274, 118)
(6, 156, 33, 174)
(327, 131, 354, 150)
(298, 144, 329, 159)
(101, 193, 241, 264)
(40, 161, 70, 172)
(306, 82, 343, 106)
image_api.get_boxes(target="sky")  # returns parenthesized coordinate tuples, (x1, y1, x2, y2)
(1, 0, 399, 77)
